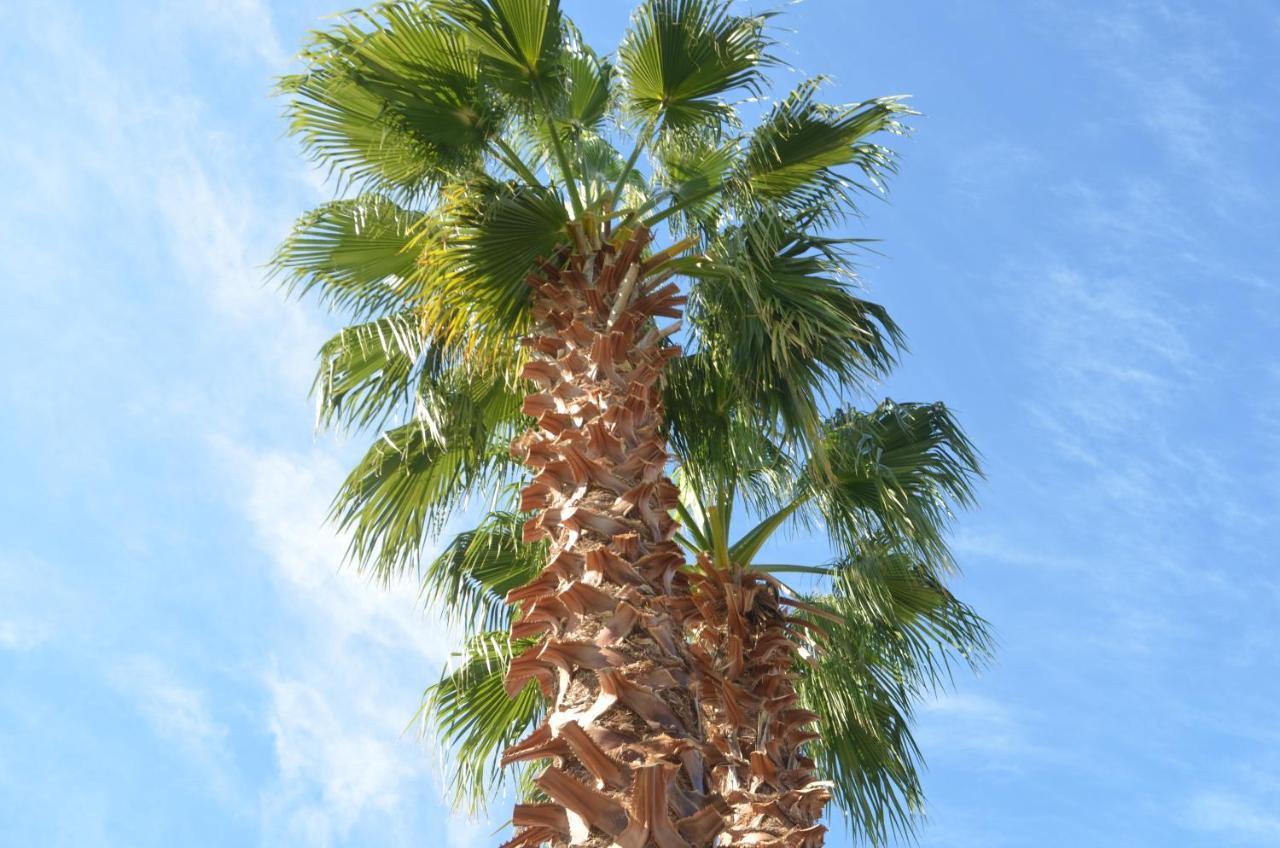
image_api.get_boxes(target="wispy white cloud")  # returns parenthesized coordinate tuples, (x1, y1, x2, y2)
(915, 693, 1042, 771)
(0, 620, 52, 652)
(110, 656, 228, 752)
(218, 440, 481, 845)
(1023, 266, 1192, 444)
(0, 3, 495, 844)
(1187, 790, 1280, 843)
(225, 442, 448, 660)
(1048, 0, 1263, 215)
(0, 554, 87, 656)
(182, 0, 290, 69)
(260, 672, 418, 846)
(107, 656, 241, 807)
(1006, 261, 1237, 561)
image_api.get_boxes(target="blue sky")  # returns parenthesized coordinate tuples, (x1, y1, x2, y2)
(1, 1, 1277, 846)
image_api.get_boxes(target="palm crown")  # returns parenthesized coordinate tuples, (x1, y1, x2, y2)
(274, 1, 987, 845)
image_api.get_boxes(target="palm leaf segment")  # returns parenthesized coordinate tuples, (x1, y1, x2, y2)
(274, 1, 973, 845)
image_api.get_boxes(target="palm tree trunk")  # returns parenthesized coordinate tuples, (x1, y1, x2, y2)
(686, 561, 831, 847)
(501, 223, 727, 848)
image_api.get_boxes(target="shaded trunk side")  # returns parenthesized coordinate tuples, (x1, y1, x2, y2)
(686, 560, 830, 847)
(501, 223, 727, 848)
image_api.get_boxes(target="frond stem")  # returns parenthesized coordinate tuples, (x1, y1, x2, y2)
(534, 82, 585, 219)
(607, 118, 656, 212)
(641, 181, 727, 229)
(489, 137, 543, 188)
(751, 563, 833, 576)
(673, 500, 711, 552)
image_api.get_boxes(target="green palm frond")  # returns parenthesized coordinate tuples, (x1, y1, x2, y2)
(331, 369, 524, 582)
(795, 546, 991, 844)
(665, 351, 797, 517)
(439, 0, 565, 100)
(271, 195, 421, 319)
(516, 20, 617, 205)
(797, 620, 922, 846)
(826, 542, 992, 684)
(812, 400, 981, 562)
(411, 178, 569, 345)
(423, 631, 544, 813)
(715, 400, 980, 577)
(313, 310, 432, 432)
(651, 134, 739, 236)
(686, 213, 904, 450)
(423, 510, 544, 633)
(618, 0, 774, 135)
(557, 22, 613, 133)
(570, 134, 646, 209)
(280, 5, 503, 195)
(739, 78, 913, 223)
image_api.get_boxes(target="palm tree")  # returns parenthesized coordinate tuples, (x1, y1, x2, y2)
(273, 1, 987, 845)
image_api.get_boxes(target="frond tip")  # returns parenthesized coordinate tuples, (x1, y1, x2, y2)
(312, 310, 430, 432)
(685, 213, 905, 452)
(814, 400, 983, 561)
(795, 546, 991, 842)
(280, 4, 513, 194)
(742, 79, 916, 222)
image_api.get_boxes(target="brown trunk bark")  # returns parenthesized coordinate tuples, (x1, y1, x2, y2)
(501, 223, 728, 848)
(685, 560, 831, 847)
(500, 221, 831, 847)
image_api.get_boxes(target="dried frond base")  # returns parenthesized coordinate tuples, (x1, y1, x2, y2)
(504, 222, 716, 848)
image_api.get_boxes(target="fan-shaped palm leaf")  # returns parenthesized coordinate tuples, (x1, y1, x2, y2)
(423, 631, 543, 812)
(280, 5, 502, 195)
(618, 0, 774, 134)
(740, 78, 913, 223)
(332, 369, 524, 581)
(685, 214, 904, 449)
(312, 310, 433, 431)
(270, 194, 421, 319)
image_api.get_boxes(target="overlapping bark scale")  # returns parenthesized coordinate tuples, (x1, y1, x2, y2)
(502, 222, 721, 848)
(687, 562, 832, 847)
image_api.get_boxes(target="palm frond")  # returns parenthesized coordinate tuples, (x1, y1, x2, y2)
(618, 0, 774, 135)
(685, 212, 904, 451)
(827, 542, 993, 684)
(665, 351, 797, 518)
(570, 134, 648, 210)
(271, 194, 421, 319)
(739, 78, 913, 223)
(651, 134, 739, 236)
(439, 0, 565, 101)
(423, 631, 544, 813)
(411, 178, 570, 346)
(312, 310, 433, 432)
(331, 368, 524, 582)
(794, 544, 991, 843)
(796, 619, 923, 846)
(555, 18, 613, 133)
(280, 4, 503, 195)
(810, 400, 981, 563)
(423, 509, 544, 633)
